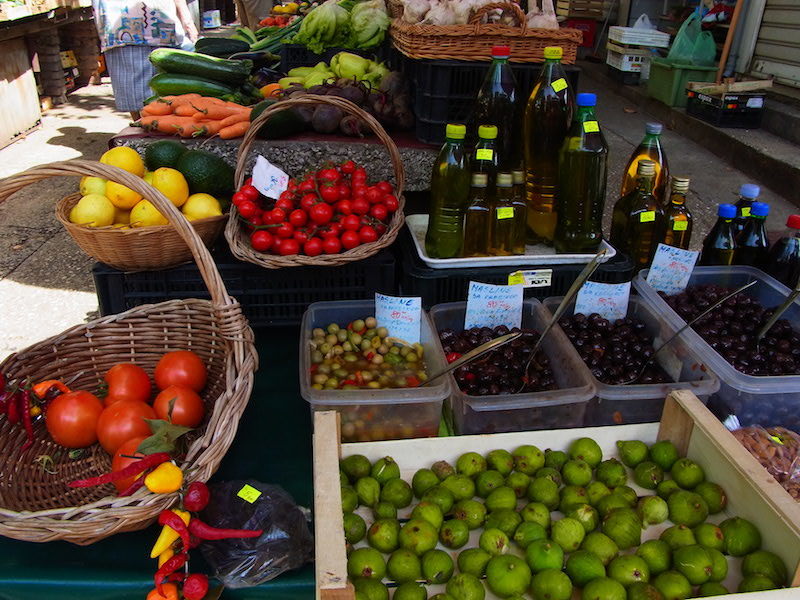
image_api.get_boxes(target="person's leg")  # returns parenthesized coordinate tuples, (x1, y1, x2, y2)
(104, 45, 157, 117)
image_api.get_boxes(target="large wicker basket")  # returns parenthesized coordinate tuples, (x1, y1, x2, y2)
(390, 2, 583, 63)
(225, 95, 406, 269)
(0, 160, 257, 545)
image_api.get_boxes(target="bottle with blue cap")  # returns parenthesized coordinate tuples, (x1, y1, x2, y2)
(735, 201, 770, 267)
(620, 122, 670, 205)
(523, 45, 575, 245)
(733, 183, 760, 235)
(553, 91, 608, 253)
(700, 203, 738, 266)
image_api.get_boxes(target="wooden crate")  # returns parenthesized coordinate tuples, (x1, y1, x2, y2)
(0, 38, 42, 149)
(314, 390, 800, 599)
(556, 0, 605, 19)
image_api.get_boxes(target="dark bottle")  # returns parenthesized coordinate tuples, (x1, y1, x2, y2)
(734, 201, 770, 267)
(733, 183, 760, 235)
(663, 176, 693, 249)
(553, 92, 608, 254)
(472, 45, 519, 170)
(473, 125, 500, 191)
(462, 173, 492, 257)
(700, 203, 738, 266)
(620, 122, 670, 206)
(764, 215, 800, 289)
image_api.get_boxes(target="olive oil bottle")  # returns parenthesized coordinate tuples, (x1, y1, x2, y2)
(511, 170, 528, 252)
(700, 203, 738, 266)
(663, 176, 693, 249)
(473, 125, 500, 190)
(620, 122, 670, 205)
(733, 183, 761, 236)
(735, 201, 770, 267)
(491, 173, 525, 255)
(624, 160, 666, 271)
(462, 173, 492, 257)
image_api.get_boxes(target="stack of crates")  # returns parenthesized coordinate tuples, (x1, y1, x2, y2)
(606, 25, 670, 84)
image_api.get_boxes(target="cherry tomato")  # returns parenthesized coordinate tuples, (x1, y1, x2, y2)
(45, 391, 104, 448)
(376, 223, 387, 236)
(317, 168, 340, 183)
(96, 400, 156, 455)
(304, 237, 323, 256)
(244, 177, 253, 186)
(338, 184, 351, 199)
(298, 179, 315, 193)
(359, 225, 379, 244)
(310, 202, 334, 225)
(383, 194, 400, 212)
(279, 190, 294, 203)
(240, 184, 259, 201)
(238, 200, 258, 219)
(342, 214, 361, 231)
(335, 200, 352, 215)
(322, 236, 342, 254)
(287, 179, 298, 192)
(370, 204, 388, 221)
(327, 222, 343, 236)
(377, 181, 393, 194)
(340, 160, 356, 174)
(366, 187, 383, 204)
(232, 192, 248, 207)
(153, 385, 205, 428)
(289, 209, 307, 227)
(275, 222, 294, 238)
(269, 207, 286, 223)
(111, 436, 147, 493)
(352, 167, 367, 183)
(250, 229, 274, 252)
(275, 198, 294, 212)
(247, 215, 263, 228)
(351, 184, 367, 198)
(104, 363, 151, 406)
(277, 238, 300, 255)
(341, 230, 361, 250)
(352, 198, 370, 215)
(293, 229, 309, 244)
(320, 184, 339, 203)
(154, 350, 207, 392)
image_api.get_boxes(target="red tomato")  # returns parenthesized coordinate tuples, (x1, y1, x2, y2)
(304, 237, 323, 256)
(366, 187, 383, 204)
(352, 198, 370, 215)
(359, 225, 379, 243)
(327, 222, 343, 236)
(370, 204, 388, 221)
(351, 184, 367, 198)
(376, 223, 387, 236)
(247, 215, 263, 228)
(245, 177, 253, 186)
(238, 200, 258, 219)
(293, 229, 309, 244)
(300, 195, 317, 212)
(352, 168, 367, 184)
(46, 391, 104, 448)
(96, 400, 156, 455)
(342, 214, 361, 231)
(275, 222, 294, 238)
(320, 185, 339, 203)
(288, 209, 307, 227)
(278, 190, 294, 203)
(322, 236, 342, 254)
(154, 350, 207, 392)
(383, 195, 400, 212)
(111, 436, 148, 493)
(338, 184, 351, 200)
(104, 363, 151, 406)
(310, 202, 334, 225)
(298, 179, 315, 192)
(232, 192, 248, 207)
(153, 385, 205, 428)
(269, 207, 286, 222)
(377, 181, 393, 194)
(340, 160, 356, 174)
(317, 168, 340, 183)
(275, 198, 294, 212)
(335, 200, 352, 215)
(250, 230, 274, 252)
(240, 185, 259, 201)
(341, 230, 361, 250)
(277, 238, 300, 255)
(287, 180, 298, 192)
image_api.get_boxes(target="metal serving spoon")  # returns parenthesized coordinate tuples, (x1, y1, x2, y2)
(755, 279, 800, 344)
(423, 331, 523, 386)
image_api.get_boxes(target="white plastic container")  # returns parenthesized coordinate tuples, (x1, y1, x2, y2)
(202, 9, 221, 28)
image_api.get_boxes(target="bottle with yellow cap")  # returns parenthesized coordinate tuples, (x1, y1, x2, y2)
(426, 123, 471, 258)
(662, 176, 693, 250)
(462, 173, 492, 257)
(473, 125, 500, 192)
(523, 45, 575, 245)
(490, 173, 525, 255)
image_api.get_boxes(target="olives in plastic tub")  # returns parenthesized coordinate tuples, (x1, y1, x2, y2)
(299, 300, 450, 442)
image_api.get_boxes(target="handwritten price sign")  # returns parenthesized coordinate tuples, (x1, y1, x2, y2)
(646, 243, 699, 295)
(375, 293, 422, 344)
(252, 155, 289, 200)
(464, 281, 523, 330)
(574, 281, 631, 322)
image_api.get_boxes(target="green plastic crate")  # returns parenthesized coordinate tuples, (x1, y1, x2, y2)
(647, 58, 717, 107)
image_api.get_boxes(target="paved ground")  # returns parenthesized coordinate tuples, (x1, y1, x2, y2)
(0, 77, 797, 361)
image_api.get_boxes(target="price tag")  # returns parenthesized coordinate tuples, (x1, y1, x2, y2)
(640, 211, 656, 223)
(583, 121, 600, 133)
(574, 281, 631, 322)
(465, 281, 523, 330)
(476, 149, 494, 161)
(673, 220, 689, 231)
(508, 269, 553, 288)
(496, 207, 514, 220)
(551, 78, 568, 93)
(252, 155, 289, 200)
(375, 293, 422, 344)
(237, 484, 262, 504)
(741, 206, 751, 217)
(646, 243, 700, 295)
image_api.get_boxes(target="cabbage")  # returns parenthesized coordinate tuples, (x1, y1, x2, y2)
(350, 0, 391, 48)
(292, 0, 350, 53)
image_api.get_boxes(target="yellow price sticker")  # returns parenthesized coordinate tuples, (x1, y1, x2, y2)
(497, 207, 515, 220)
(508, 272, 526, 285)
(476, 149, 494, 161)
(673, 220, 688, 231)
(237, 484, 262, 503)
(583, 121, 600, 133)
(640, 211, 656, 223)
(551, 78, 568, 93)
(741, 207, 751, 217)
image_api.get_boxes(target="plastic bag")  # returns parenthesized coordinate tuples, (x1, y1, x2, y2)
(632, 14, 655, 30)
(666, 13, 716, 66)
(199, 481, 313, 589)
(730, 426, 800, 501)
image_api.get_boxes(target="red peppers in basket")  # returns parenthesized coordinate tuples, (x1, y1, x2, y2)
(159, 509, 191, 553)
(183, 481, 210, 512)
(21, 390, 34, 451)
(154, 553, 187, 595)
(68, 453, 170, 488)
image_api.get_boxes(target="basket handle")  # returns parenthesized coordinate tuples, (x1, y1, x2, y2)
(234, 95, 405, 195)
(468, 1, 527, 28)
(0, 160, 241, 321)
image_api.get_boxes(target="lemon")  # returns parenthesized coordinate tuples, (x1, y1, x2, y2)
(100, 146, 145, 177)
(113, 207, 130, 224)
(80, 176, 107, 196)
(152, 167, 189, 207)
(69, 194, 115, 227)
(144, 170, 154, 184)
(105, 181, 143, 210)
(130, 199, 168, 227)
(182, 193, 222, 221)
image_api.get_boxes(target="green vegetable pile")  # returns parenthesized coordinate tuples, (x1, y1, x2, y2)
(290, 0, 390, 54)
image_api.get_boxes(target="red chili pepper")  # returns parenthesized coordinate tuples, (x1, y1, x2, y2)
(159, 509, 190, 553)
(68, 453, 170, 488)
(6, 391, 21, 425)
(309, 363, 319, 374)
(0, 390, 11, 415)
(154, 553, 187, 595)
(165, 572, 187, 583)
(406, 376, 421, 387)
(0, 372, 5, 390)
(183, 574, 209, 600)
(21, 390, 34, 451)
(445, 352, 462, 364)
(354, 371, 365, 386)
(188, 518, 263, 541)
(183, 481, 210, 512)
(118, 476, 146, 497)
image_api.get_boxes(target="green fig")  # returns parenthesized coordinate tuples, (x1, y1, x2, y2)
(486, 449, 515, 475)
(456, 452, 487, 478)
(617, 440, 649, 468)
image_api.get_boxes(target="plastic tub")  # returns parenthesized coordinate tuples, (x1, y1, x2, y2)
(647, 58, 716, 108)
(542, 296, 719, 426)
(428, 299, 596, 434)
(634, 266, 800, 428)
(299, 300, 450, 442)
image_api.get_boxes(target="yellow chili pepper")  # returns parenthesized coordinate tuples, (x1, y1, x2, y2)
(144, 462, 184, 494)
(157, 547, 175, 568)
(150, 509, 190, 558)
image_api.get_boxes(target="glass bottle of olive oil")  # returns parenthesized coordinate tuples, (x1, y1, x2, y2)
(462, 173, 492, 257)
(620, 122, 670, 205)
(511, 170, 528, 253)
(491, 173, 525, 255)
(473, 125, 500, 191)
(699, 203, 738, 266)
(663, 176, 693, 250)
(523, 46, 575, 245)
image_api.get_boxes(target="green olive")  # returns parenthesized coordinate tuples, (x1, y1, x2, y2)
(312, 373, 328, 384)
(399, 346, 410, 357)
(311, 351, 324, 363)
(334, 368, 348, 379)
(352, 319, 365, 332)
(344, 353, 358, 363)
(350, 333, 363, 346)
(332, 346, 344, 356)
(367, 381, 381, 389)
(372, 354, 384, 365)
(413, 343, 424, 356)
(342, 341, 353, 352)
(317, 364, 331, 375)
(389, 346, 400, 355)
(312, 383, 323, 390)
(324, 378, 338, 389)
(325, 334, 337, 345)
(361, 371, 374, 382)
(360, 339, 372, 352)
(406, 352, 418, 362)
(365, 317, 377, 329)
(319, 342, 332, 354)
(417, 371, 428, 381)
(371, 336, 381, 348)
(379, 375, 390, 385)
(336, 329, 348, 343)
(342, 384, 358, 390)
(364, 329, 377, 340)
(377, 327, 389, 338)
(312, 327, 325, 338)
(395, 377, 407, 387)
(326, 323, 340, 334)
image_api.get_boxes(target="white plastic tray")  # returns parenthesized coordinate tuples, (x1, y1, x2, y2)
(406, 214, 616, 269)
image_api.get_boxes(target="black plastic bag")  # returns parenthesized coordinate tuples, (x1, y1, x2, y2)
(199, 480, 313, 589)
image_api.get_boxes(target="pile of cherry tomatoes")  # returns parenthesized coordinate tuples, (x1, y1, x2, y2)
(232, 160, 400, 257)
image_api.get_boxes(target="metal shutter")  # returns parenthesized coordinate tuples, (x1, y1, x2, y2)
(751, 0, 800, 87)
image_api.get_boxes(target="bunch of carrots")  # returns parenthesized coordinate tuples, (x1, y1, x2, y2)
(136, 94, 252, 139)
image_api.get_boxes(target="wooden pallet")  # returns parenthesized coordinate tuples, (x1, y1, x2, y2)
(556, 0, 606, 18)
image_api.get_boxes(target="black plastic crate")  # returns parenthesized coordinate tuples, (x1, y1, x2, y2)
(606, 65, 640, 85)
(686, 88, 765, 129)
(280, 42, 393, 72)
(93, 244, 397, 327)
(396, 227, 634, 307)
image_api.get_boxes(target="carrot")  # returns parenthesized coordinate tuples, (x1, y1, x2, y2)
(175, 103, 199, 117)
(166, 94, 204, 108)
(153, 116, 196, 135)
(142, 101, 173, 116)
(137, 115, 160, 129)
(189, 102, 246, 121)
(218, 110, 252, 128)
(219, 121, 250, 139)
(192, 120, 226, 137)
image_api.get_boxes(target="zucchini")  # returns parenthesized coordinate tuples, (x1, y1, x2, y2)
(149, 48, 252, 85)
(235, 26, 258, 45)
(148, 72, 239, 98)
(194, 37, 250, 57)
(250, 99, 307, 140)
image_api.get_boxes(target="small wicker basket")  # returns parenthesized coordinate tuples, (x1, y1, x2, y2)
(0, 160, 257, 545)
(390, 2, 583, 63)
(225, 95, 406, 269)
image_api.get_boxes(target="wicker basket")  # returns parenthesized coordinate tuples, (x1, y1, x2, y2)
(387, 0, 403, 18)
(390, 1, 583, 63)
(55, 181, 227, 272)
(225, 95, 406, 269)
(0, 160, 257, 545)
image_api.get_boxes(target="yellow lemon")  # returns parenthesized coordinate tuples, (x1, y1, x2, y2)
(100, 146, 145, 177)
(113, 207, 130, 224)
(130, 199, 168, 227)
(105, 181, 143, 209)
(152, 167, 189, 207)
(80, 176, 107, 196)
(181, 193, 222, 221)
(144, 170, 154, 184)
(69, 194, 115, 227)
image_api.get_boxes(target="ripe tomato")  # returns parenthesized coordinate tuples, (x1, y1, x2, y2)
(370, 204, 388, 222)
(351, 184, 366, 198)
(46, 391, 104, 448)
(383, 194, 400, 212)
(288, 209, 307, 227)
(341, 230, 361, 250)
(335, 200, 352, 215)
(277, 238, 300, 255)
(359, 225, 379, 243)
(304, 237, 323, 256)
(287, 180, 298, 192)
(327, 222, 343, 236)
(275, 222, 294, 238)
(97, 400, 156, 454)
(323, 236, 342, 254)
(247, 215, 263, 228)
(340, 160, 356, 174)
(352, 168, 367, 184)
(298, 179, 315, 193)
(377, 181, 393, 194)
(293, 229, 309, 244)
(269, 207, 286, 222)
(352, 198, 370, 215)
(320, 184, 339, 203)
(237, 200, 258, 219)
(240, 185, 259, 201)
(342, 214, 361, 231)
(154, 350, 207, 392)
(232, 192, 248, 207)
(376, 223, 387, 236)
(310, 202, 334, 225)
(338, 184, 351, 200)
(111, 436, 147, 493)
(250, 230, 274, 252)
(366, 187, 383, 204)
(104, 363, 151, 406)
(318, 168, 340, 183)
(275, 197, 294, 212)
(153, 385, 205, 428)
